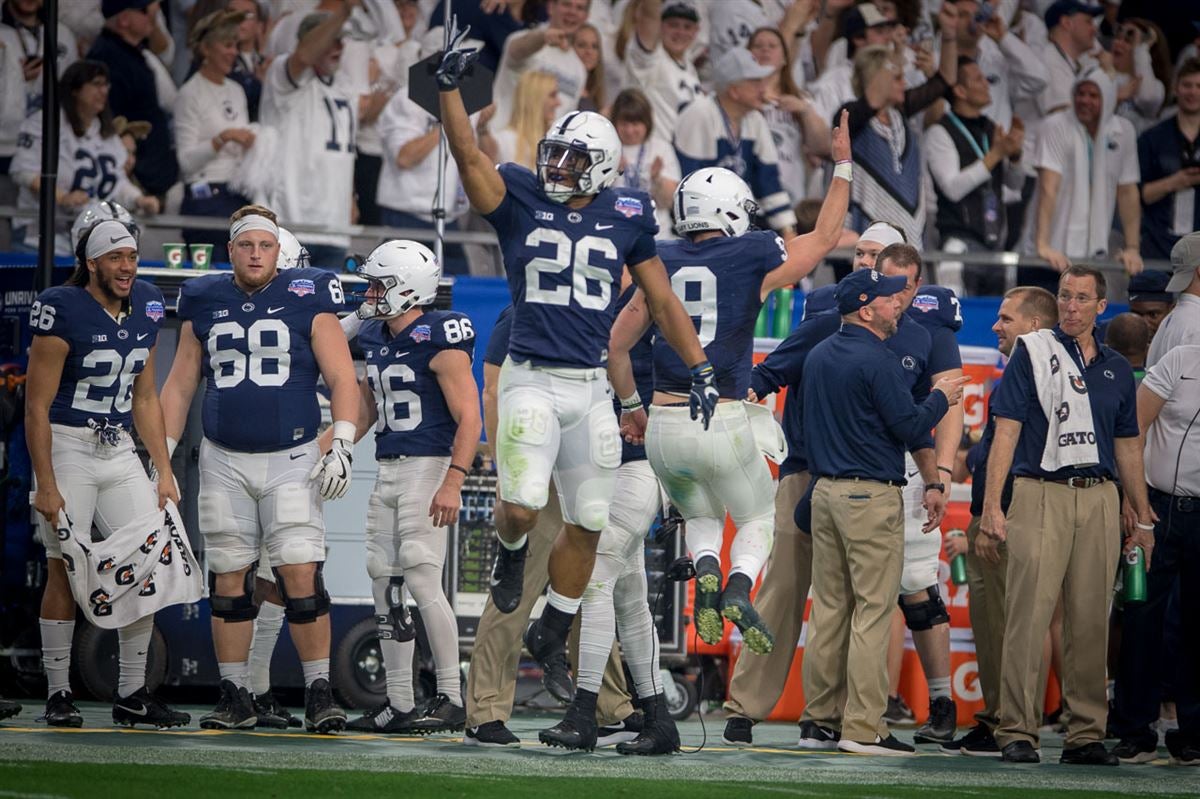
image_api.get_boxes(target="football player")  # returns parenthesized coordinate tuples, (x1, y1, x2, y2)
(26, 216, 188, 729)
(337, 240, 481, 735)
(160, 205, 359, 733)
(436, 18, 714, 706)
(608, 135, 849, 667)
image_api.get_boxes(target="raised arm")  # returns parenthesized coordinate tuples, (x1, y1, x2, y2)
(286, 0, 353, 84)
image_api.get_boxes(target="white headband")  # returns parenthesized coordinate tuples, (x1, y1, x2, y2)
(230, 214, 279, 242)
(85, 220, 137, 260)
(859, 222, 905, 249)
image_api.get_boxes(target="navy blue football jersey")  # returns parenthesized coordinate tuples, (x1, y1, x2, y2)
(360, 310, 476, 458)
(31, 281, 165, 429)
(652, 230, 787, 399)
(177, 267, 344, 453)
(483, 305, 514, 367)
(482, 163, 658, 369)
(908, 285, 964, 375)
(613, 286, 655, 464)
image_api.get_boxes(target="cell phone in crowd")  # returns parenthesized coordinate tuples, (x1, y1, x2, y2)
(975, 2, 995, 25)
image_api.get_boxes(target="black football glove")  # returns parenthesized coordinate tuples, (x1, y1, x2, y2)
(689, 360, 719, 431)
(435, 15, 480, 91)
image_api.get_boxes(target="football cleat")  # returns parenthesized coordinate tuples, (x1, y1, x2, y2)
(616, 694, 679, 756)
(489, 540, 528, 614)
(304, 678, 347, 734)
(253, 692, 301, 729)
(913, 696, 957, 743)
(693, 556, 724, 646)
(40, 690, 83, 728)
(112, 687, 190, 729)
(719, 576, 774, 655)
(200, 680, 257, 730)
(523, 618, 574, 704)
(346, 700, 421, 733)
(0, 698, 21, 721)
(410, 693, 466, 735)
(539, 700, 598, 751)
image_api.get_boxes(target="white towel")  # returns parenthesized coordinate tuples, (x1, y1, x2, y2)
(1019, 329, 1100, 472)
(1061, 68, 1118, 259)
(57, 500, 203, 629)
(744, 401, 788, 465)
(227, 123, 281, 207)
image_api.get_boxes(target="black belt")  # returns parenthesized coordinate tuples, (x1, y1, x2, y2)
(1149, 486, 1200, 513)
(827, 476, 904, 488)
(1037, 476, 1110, 489)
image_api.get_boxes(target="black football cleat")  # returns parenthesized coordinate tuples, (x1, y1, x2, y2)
(41, 690, 83, 728)
(200, 680, 257, 730)
(523, 618, 574, 704)
(539, 699, 598, 751)
(410, 693, 466, 735)
(346, 701, 421, 733)
(112, 687, 191, 729)
(304, 678, 347, 734)
(253, 692, 301, 729)
(489, 540, 528, 614)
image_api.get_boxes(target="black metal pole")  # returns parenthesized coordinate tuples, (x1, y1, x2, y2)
(35, 0, 59, 291)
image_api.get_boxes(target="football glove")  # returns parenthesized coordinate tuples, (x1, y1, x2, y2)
(435, 15, 480, 91)
(310, 436, 354, 501)
(689, 360, 719, 431)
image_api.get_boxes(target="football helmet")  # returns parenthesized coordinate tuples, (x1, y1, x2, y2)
(673, 167, 758, 237)
(71, 200, 138, 252)
(536, 111, 621, 203)
(351, 239, 440, 320)
(276, 227, 311, 270)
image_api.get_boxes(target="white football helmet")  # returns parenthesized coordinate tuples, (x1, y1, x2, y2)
(71, 200, 138, 252)
(536, 110, 622, 203)
(673, 167, 759, 237)
(276, 227, 311, 270)
(352, 239, 441, 320)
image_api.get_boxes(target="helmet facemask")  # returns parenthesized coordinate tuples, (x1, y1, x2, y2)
(537, 139, 600, 202)
(352, 274, 418, 320)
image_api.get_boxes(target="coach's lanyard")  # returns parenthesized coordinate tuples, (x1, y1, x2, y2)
(624, 144, 647, 188)
(944, 110, 988, 161)
(718, 102, 741, 152)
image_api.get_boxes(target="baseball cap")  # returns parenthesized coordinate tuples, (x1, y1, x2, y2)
(844, 3, 891, 39)
(661, 2, 699, 23)
(1168, 232, 1200, 291)
(802, 285, 837, 318)
(713, 48, 775, 90)
(102, 0, 152, 18)
(1127, 270, 1174, 303)
(835, 268, 908, 314)
(1044, 1, 1103, 30)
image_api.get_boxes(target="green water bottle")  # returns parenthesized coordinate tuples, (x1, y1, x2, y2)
(947, 529, 968, 585)
(1122, 547, 1147, 603)
(754, 302, 770, 337)
(772, 288, 793, 338)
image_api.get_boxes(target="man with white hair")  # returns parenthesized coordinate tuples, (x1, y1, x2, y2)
(674, 47, 797, 237)
(160, 204, 359, 733)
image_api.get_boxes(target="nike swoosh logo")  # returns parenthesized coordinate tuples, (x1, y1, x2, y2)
(53, 656, 67, 662)
(116, 704, 148, 716)
(137, 333, 149, 341)
(595, 223, 613, 230)
(268, 307, 285, 314)
(906, 470, 919, 478)
(1182, 376, 1197, 381)
(110, 235, 125, 244)
(290, 453, 304, 460)
(489, 574, 501, 587)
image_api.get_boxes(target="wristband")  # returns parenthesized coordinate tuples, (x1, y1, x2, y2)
(619, 391, 643, 411)
(924, 482, 946, 494)
(833, 161, 852, 182)
(448, 463, 470, 477)
(937, 465, 953, 475)
(1134, 522, 1155, 531)
(331, 420, 357, 446)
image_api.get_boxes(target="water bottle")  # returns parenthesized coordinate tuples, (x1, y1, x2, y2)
(947, 529, 968, 585)
(1122, 547, 1147, 603)
(754, 303, 769, 337)
(772, 288, 793, 338)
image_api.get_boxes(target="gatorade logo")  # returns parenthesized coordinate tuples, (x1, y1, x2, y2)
(953, 660, 983, 703)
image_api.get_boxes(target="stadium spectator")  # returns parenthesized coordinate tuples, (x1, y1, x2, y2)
(11, 59, 159, 254)
(837, 2, 958, 247)
(1032, 69, 1142, 285)
(1104, 312, 1151, 379)
(0, 0, 77, 124)
(982, 265, 1154, 765)
(573, 22, 605, 113)
(808, 3, 895, 125)
(706, 0, 779, 64)
(175, 9, 255, 262)
(947, 0, 1046, 132)
(926, 56, 1025, 296)
(675, 47, 798, 236)
(1037, 0, 1102, 118)
(1125, 270, 1175, 338)
(87, 0, 178, 199)
(492, 0, 588, 129)
(1109, 18, 1169, 135)
(621, 0, 704, 147)
(260, 7, 357, 270)
(749, 27, 832, 201)
(608, 87, 678, 238)
(1147, 232, 1200, 368)
(479, 70, 560, 171)
(1137, 58, 1200, 262)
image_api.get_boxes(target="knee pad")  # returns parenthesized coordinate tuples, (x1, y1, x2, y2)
(275, 537, 324, 566)
(272, 562, 331, 624)
(564, 497, 610, 533)
(375, 576, 415, 643)
(397, 539, 441, 572)
(209, 566, 258, 621)
(899, 584, 950, 631)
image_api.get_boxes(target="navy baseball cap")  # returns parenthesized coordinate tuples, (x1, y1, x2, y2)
(102, 0, 153, 18)
(1128, 269, 1174, 303)
(1044, 1, 1103, 29)
(661, 2, 699, 23)
(802, 285, 837, 318)
(835, 268, 908, 314)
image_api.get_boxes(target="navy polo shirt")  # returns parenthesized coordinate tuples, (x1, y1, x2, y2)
(968, 379, 1013, 517)
(989, 326, 1139, 480)
(803, 324, 950, 483)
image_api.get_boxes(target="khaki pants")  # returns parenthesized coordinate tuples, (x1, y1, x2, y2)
(996, 479, 1119, 748)
(965, 515, 1007, 729)
(724, 471, 813, 720)
(801, 478, 904, 742)
(466, 489, 633, 727)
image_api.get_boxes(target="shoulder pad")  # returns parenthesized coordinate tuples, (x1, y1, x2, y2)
(909, 286, 963, 332)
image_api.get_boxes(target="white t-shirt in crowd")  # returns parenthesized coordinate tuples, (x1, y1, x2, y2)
(1037, 42, 1097, 117)
(1141, 344, 1200, 496)
(762, 102, 807, 204)
(617, 137, 679, 238)
(375, 91, 470, 222)
(624, 37, 705, 146)
(261, 56, 357, 248)
(493, 24, 586, 128)
(174, 72, 252, 185)
(707, 0, 789, 62)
